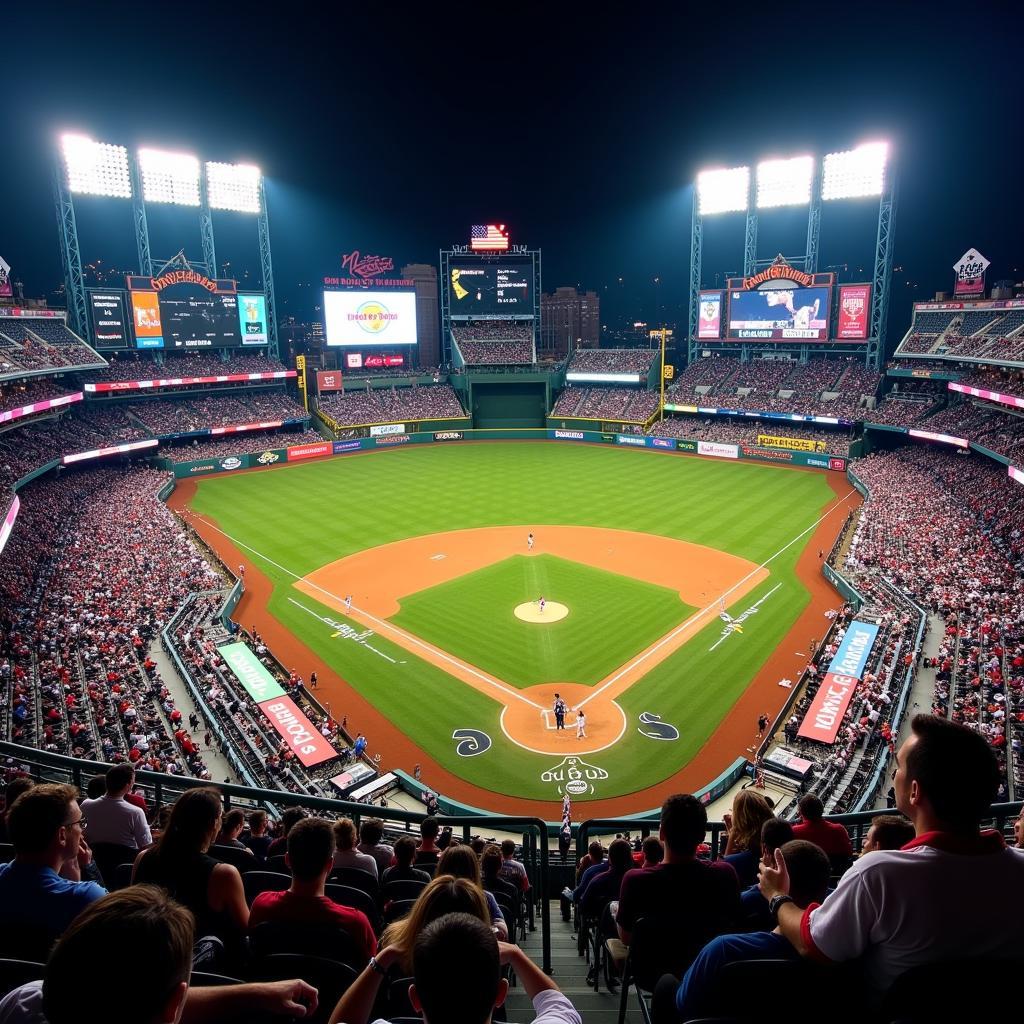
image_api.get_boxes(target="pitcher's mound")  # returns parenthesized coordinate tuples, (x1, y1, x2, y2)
(515, 601, 569, 623)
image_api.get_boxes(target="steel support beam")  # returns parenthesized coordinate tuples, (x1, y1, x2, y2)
(53, 167, 88, 338)
(129, 152, 153, 277)
(257, 178, 279, 359)
(743, 211, 758, 278)
(805, 162, 822, 273)
(868, 170, 897, 371)
(686, 191, 702, 365)
(199, 174, 218, 279)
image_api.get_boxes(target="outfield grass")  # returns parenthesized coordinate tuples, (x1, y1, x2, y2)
(187, 443, 837, 803)
(392, 554, 694, 688)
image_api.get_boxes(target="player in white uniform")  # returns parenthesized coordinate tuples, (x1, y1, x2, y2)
(344, 595, 353, 614)
(539, 596, 546, 614)
(528, 532, 534, 551)
(576, 710, 587, 739)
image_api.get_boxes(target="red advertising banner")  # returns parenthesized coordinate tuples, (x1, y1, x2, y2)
(287, 441, 332, 460)
(317, 370, 343, 392)
(837, 284, 871, 339)
(257, 694, 337, 767)
(85, 370, 295, 393)
(797, 671, 859, 744)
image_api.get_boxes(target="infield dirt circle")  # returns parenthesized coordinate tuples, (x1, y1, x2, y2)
(514, 601, 569, 622)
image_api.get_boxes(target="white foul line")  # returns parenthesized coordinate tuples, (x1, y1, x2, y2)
(574, 489, 857, 710)
(708, 582, 783, 652)
(182, 510, 544, 711)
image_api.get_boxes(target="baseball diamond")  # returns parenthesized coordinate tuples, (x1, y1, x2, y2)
(172, 440, 858, 816)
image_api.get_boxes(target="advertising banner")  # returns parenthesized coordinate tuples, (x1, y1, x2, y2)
(433, 431, 464, 441)
(346, 353, 363, 369)
(0, 256, 11, 299)
(329, 763, 377, 794)
(236, 293, 269, 345)
(566, 372, 643, 384)
(370, 423, 405, 437)
(677, 439, 698, 452)
(333, 440, 363, 453)
(218, 642, 286, 703)
(215, 454, 249, 472)
(253, 448, 286, 467)
(949, 381, 1024, 411)
(0, 496, 19, 559)
(130, 290, 164, 348)
(210, 421, 285, 436)
(650, 437, 675, 449)
(85, 371, 295, 393)
(0, 392, 82, 425)
(908, 428, 968, 448)
(317, 370, 343, 392)
(180, 461, 219, 476)
(837, 284, 871, 339)
(323, 290, 418, 346)
(1010, 466, 1024, 486)
(953, 248, 989, 297)
(62, 438, 159, 465)
(375, 434, 409, 446)
(552, 430, 584, 440)
(697, 440, 738, 459)
(258, 694, 338, 767)
(287, 441, 332, 461)
(616, 434, 648, 447)
(757, 434, 826, 453)
(697, 290, 723, 339)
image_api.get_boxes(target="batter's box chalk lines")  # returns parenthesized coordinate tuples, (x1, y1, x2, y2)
(430, 553, 446, 561)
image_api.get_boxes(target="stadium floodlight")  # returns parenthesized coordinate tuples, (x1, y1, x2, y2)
(138, 147, 200, 206)
(61, 134, 132, 198)
(206, 161, 261, 213)
(696, 166, 750, 215)
(822, 142, 888, 201)
(756, 155, 813, 208)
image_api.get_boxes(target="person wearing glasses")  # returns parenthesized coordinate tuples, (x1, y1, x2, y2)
(0, 783, 106, 944)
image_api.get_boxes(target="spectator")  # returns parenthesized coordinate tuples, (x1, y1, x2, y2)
(79, 764, 151, 852)
(1015, 807, 1024, 849)
(0, 775, 35, 844)
(333, 818, 378, 878)
(574, 840, 604, 883)
(133, 787, 249, 950)
(267, 807, 305, 858)
(738, 817, 795, 928)
(357, 818, 394, 877)
(760, 715, 1024, 999)
(0, 884, 317, 1024)
(580, 837, 633, 923)
(616, 794, 740, 953)
(640, 835, 664, 868)
(659, 840, 832, 1022)
(721, 790, 776, 887)
(480, 843, 519, 909)
(216, 809, 253, 854)
(243, 809, 273, 861)
(415, 816, 442, 870)
(860, 814, 916, 854)
(0, 784, 105, 944)
(328, 911, 581, 1024)
(436, 843, 509, 941)
(382, 835, 432, 886)
(498, 838, 530, 893)
(792, 793, 854, 868)
(249, 817, 376, 960)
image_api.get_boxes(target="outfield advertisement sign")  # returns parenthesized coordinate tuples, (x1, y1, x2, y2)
(650, 437, 675, 449)
(433, 431, 464, 441)
(370, 423, 405, 437)
(677, 440, 698, 452)
(287, 441, 333, 460)
(798, 620, 880, 744)
(259, 694, 338, 767)
(615, 434, 648, 447)
(333, 440, 363, 453)
(551, 430, 585, 440)
(63, 438, 159, 465)
(254, 449, 286, 467)
(697, 440, 738, 459)
(375, 434, 409, 446)
(949, 381, 1024, 411)
(218, 642, 286, 702)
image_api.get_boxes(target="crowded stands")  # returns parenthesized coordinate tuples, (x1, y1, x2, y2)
(452, 323, 534, 365)
(551, 387, 659, 422)
(0, 317, 104, 376)
(566, 349, 657, 375)
(317, 384, 465, 426)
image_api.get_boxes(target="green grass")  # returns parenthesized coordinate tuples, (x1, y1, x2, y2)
(391, 553, 695, 688)
(187, 443, 838, 803)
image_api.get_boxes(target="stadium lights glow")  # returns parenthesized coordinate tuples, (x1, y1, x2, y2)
(756, 155, 813, 208)
(696, 166, 750, 215)
(138, 147, 200, 206)
(822, 142, 888, 200)
(206, 161, 261, 213)
(61, 134, 132, 198)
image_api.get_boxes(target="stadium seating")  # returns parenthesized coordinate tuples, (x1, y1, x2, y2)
(0, 318, 104, 377)
(567, 349, 657, 375)
(452, 322, 534, 365)
(645, 417, 853, 455)
(316, 384, 465, 426)
(552, 387, 659, 422)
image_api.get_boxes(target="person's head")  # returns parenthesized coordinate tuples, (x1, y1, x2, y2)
(2, 773, 35, 812)
(470, 836, 486, 856)
(42, 885, 193, 1024)
(480, 843, 503, 879)
(499, 839, 516, 860)
(895, 714, 1000, 832)
(761, 817, 795, 860)
(394, 834, 417, 867)
(279, 807, 305, 837)
(797, 794, 824, 823)
(641, 835, 664, 866)
(1015, 807, 1024, 849)
(157, 788, 223, 858)
(437, 843, 482, 886)
(86, 775, 106, 801)
(659, 794, 708, 856)
(587, 840, 604, 863)
(287, 817, 336, 883)
(7, 784, 84, 865)
(105, 763, 135, 797)
(381, 875, 491, 969)
(410, 913, 506, 1024)
(777, 840, 831, 910)
(334, 817, 357, 851)
(249, 809, 267, 836)
(360, 817, 385, 847)
(607, 838, 633, 872)
(218, 808, 245, 840)
(421, 816, 440, 842)
(862, 814, 916, 854)
(729, 791, 775, 854)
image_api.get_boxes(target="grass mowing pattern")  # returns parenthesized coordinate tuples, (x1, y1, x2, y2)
(187, 443, 836, 802)
(392, 554, 695, 689)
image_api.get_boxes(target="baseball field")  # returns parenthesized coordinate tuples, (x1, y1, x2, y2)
(172, 441, 858, 818)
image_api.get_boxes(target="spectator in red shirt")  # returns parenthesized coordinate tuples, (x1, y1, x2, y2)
(249, 817, 376, 961)
(791, 794, 853, 869)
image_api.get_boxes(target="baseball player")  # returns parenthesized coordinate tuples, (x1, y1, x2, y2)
(576, 710, 587, 739)
(344, 595, 353, 614)
(539, 596, 546, 615)
(528, 532, 535, 551)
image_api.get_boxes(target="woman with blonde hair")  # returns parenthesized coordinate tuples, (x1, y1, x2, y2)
(435, 843, 509, 940)
(721, 789, 775, 887)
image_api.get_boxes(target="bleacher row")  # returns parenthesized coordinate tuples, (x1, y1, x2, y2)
(897, 308, 1024, 362)
(0, 318, 103, 376)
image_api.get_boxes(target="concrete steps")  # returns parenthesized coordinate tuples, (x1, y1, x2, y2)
(504, 902, 640, 1024)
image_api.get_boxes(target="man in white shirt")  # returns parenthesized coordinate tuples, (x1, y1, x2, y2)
(760, 714, 1024, 1000)
(80, 765, 151, 851)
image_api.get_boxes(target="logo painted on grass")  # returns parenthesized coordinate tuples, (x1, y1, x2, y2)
(541, 756, 609, 797)
(285, 598, 400, 665)
(637, 712, 679, 741)
(452, 729, 492, 756)
(710, 583, 782, 652)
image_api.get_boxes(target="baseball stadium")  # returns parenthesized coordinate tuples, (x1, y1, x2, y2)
(1, 14, 1023, 1021)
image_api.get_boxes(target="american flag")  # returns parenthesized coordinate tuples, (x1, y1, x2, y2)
(471, 224, 509, 251)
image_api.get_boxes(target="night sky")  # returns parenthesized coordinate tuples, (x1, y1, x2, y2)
(1, 1, 1021, 339)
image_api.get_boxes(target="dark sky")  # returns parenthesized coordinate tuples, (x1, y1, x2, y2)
(1, 1, 1021, 336)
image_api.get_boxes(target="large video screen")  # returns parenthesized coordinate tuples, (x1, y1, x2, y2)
(323, 290, 418, 346)
(448, 264, 531, 314)
(728, 286, 831, 340)
(88, 290, 129, 349)
(128, 282, 252, 349)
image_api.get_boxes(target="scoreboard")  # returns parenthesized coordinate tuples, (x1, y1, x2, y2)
(448, 263, 531, 315)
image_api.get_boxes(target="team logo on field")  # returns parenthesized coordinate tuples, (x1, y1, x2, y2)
(541, 756, 608, 797)
(452, 729, 492, 756)
(637, 712, 679, 741)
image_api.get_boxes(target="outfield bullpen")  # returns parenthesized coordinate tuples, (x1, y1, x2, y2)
(171, 442, 859, 817)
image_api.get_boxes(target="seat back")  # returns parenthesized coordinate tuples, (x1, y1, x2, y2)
(248, 921, 364, 968)
(90, 842, 140, 889)
(242, 871, 291, 907)
(112, 862, 135, 891)
(325, 883, 380, 929)
(252, 954, 357, 1024)
(210, 844, 258, 873)
(381, 879, 428, 905)
(265, 854, 289, 874)
(331, 866, 380, 901)
(884, 958, 1024, 1022)
(628, 916, 708, 992)
(383, 898, 417, 927)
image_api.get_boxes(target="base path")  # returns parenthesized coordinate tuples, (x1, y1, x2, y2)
(169, 471, 860, 819)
